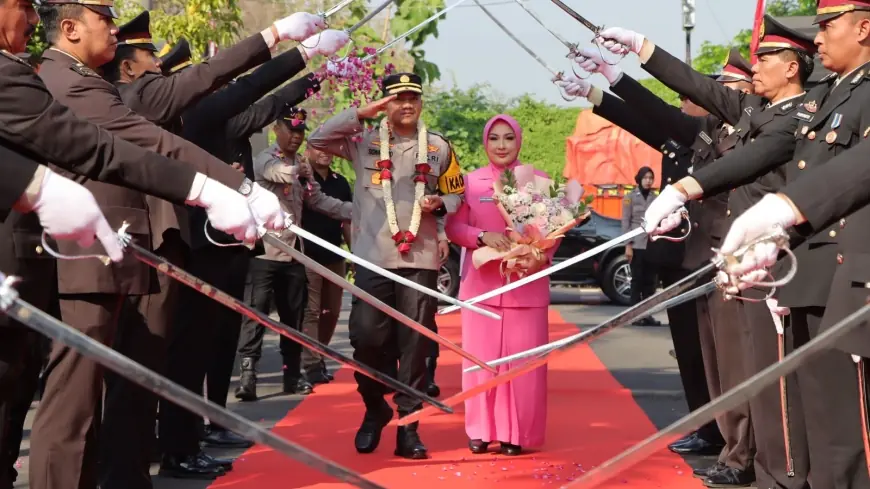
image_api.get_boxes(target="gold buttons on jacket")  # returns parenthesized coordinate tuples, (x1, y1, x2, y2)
(727, 209, 732, 216)
(797, 160, 806, 169)
(830, 230, 837, 238)
(841, 218, 847, 228)
(837, 254, 845, 264)
(35, 246, 43, 254)
(693, 222, 699, 229)
(808, 131, 816, 140)
(667, 177, 672, 183)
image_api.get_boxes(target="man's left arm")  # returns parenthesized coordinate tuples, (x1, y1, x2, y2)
(303, 177, 352, 221)
(133, 34, 272, 124)
(435, 140, 465, 215)
(223, 74, 320, 140)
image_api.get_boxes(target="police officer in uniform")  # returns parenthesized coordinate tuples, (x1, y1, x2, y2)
(309, 73, 464, 459)
(641, 1, 870, 486)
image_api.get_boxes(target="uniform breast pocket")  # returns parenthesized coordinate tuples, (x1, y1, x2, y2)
(361, 167, 385, 195)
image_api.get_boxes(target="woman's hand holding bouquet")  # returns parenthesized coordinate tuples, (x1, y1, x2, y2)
(472, 164, 594, 279)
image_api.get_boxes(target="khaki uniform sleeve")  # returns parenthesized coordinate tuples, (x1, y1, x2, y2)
(304, 178, 353, 221)
(307, 108, 364, 163)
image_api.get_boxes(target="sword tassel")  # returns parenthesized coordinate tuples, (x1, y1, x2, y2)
(855, 355, 870, 479)
(778, 328, 795, 477)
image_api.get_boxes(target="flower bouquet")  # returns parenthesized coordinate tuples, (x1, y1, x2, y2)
(472, 164, 594, 279)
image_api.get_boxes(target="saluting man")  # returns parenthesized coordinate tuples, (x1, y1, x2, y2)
(308, 73, 464, 460)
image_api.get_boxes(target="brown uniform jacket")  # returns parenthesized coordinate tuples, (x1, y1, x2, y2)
(37, 48, 244, 295)
(252, 145, 352, 261)
(117, 33, 272, 249)
(308, 109, 464, 271)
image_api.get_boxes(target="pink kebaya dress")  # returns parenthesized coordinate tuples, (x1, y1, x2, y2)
(446, 120, 558, 447)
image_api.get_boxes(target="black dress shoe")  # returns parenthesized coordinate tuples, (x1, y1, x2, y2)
(668, 433, 698, 451)
(394, 423, 428, 459)
(468, 439, 490, 454)
(158, 454, 226, 479)
(320, 360, 334, 381)
(426, 382, 440, 397)
(703, 467, 755, 488)
(304, 369, 331, 385)
(500, 443, 522, 456)
(693, 462, 725, 479)
(235, 357, 258, 401)
(202, 427, 253, 449)
(197, 452, 234, 471)
(669, 434, 723, 455)
(283, 377, 314, 395)
(355, 401, 393, 454)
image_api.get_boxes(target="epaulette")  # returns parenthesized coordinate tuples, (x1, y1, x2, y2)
(779, 100, 796, 113)
(426, 129, 449, 144)
(820, 72, 837, 83)
(70, 63, 101, 78)
(851, 68, 867, 85)
(0, 50, 30, 67)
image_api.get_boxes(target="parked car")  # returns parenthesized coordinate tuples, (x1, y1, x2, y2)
(437, 211, 633, 305)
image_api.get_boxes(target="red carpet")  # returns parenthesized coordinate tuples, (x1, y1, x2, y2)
(210, 310, 705, 489)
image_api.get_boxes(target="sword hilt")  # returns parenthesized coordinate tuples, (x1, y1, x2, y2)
(710, 226, 798, 301)
(0, 273, 21, 311)
(644, 208, 692, 243)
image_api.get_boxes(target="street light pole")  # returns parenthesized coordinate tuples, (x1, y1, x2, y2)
(683, 0, 696, 65)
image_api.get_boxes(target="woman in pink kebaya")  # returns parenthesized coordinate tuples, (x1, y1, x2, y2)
(446, 114, 560, 456)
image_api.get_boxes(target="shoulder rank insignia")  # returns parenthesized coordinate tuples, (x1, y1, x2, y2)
(0, 50, 30, 67)
(803, 100, 818, 113)
(780, 102, 794, 112)
(820, 72, 837, 83)
(71, 63, 100, 78)
(864, 127, 870, 139)
(852, 70, 866, 84)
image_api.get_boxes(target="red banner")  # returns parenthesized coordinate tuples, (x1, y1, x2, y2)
(749, 0, 766, 64)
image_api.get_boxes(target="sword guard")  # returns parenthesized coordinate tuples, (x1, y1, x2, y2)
(711, 226, 797, 300)
(648, 208, 692, 242)
(0, 273, 21, 311)
(39, 231, 112, 266)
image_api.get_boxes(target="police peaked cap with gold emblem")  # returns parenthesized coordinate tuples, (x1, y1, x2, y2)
(756, 14, 817, 56)
(158, 38, 192, 75)
(38, 0, 117, 19)
(815, 0, 870, 24)
(716, 48, 753, 84)
(116, 11, 157, 52)
(279, 106, 308, 131)
(382, 72, 423, 97)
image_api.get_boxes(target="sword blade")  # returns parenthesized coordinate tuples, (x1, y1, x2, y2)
(474, 0, 559, 77)
(546, 0, 601, 33)
(564, 302, 870, 489)
(0, 275, 385, 489)
(462, 281, 717, 374)
(363, 0, 473, 61)
(399, 263, 716, 426)
(285, 223, 498, 319)
(119, 236, 452, 414)
(513, 0, 576, 51)
(323, 0, 355, 18)
(439, 227, 645, 315)
(346, 0, 394, 33)
(262, 233, 497, 373)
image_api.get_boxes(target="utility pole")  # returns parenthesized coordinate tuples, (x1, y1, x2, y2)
(683, 0, 696, 65)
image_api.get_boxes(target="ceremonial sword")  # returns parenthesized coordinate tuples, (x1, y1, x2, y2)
(439, 216, 691, 315)
(320, 0, 356, 19)
(463, 281, 717, 373)
(346, 0, 395, 34)
(562, 302, 870, 488)
(0, 273, 385, 489)
(472, 0, 577, 102)
(108, 225, 453, 414)
(259, 232, 498, 373)
(401, 228, 793, 425)
(362, 0, 474, 62)
(543, 0, 629, 60)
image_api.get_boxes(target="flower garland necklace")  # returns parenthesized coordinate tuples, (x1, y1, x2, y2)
(376, 119, 430, 254)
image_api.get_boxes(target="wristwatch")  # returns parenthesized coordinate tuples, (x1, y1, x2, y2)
(476, 231, 486, 246)
(238, 177, 254, 196)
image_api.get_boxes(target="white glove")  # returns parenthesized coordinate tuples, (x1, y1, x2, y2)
(274, 12, 326, 42)
(596, 27, 646, 56)
(299, 29, 350, 58)
(193, 178, 260, 244)
(719, 194, 797, 276)
(31, 168, 124, 262)
(554, 74, 591, 98)
(572, 46, 622, 85)
(642, 185, 687, 234)
(246, 182, 286, 232)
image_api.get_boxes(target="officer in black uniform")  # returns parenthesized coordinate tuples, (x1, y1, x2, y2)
(638, 1, 870, 486)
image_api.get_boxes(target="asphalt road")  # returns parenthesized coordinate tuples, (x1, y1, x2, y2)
(10, 287, 749, 488)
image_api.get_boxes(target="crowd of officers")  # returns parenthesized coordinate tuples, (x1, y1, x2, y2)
(0, 0, 372, 486)
(553, 0, 870, 487)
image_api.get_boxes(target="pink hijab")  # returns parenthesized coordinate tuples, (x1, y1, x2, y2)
(483, 114, 523, 169)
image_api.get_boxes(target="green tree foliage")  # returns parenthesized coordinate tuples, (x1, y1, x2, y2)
(690, 0, 815, 74)
(25, 23, 47, 61)
(389, 0, 446, 84)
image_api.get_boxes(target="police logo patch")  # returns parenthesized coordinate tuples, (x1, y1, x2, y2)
(804, 101, 818, 113)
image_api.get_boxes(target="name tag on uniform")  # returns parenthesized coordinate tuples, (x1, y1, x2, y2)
(794, 111, 813, 122)
(479, 196, 495, 203)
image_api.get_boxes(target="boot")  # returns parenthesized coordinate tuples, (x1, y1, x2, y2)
(283, 368, 313, 395)
(394, 417, 428, 459)
(234, 357, 257, 402)
(354, 399, 393, 453)
(425, 356, 440, 397)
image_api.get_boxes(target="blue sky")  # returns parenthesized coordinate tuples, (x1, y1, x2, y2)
(419, 0, 760, 106)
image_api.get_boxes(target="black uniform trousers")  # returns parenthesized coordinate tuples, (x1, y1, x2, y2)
(348, 267, 438, 414)
(739, 299, 810, 489)
(629, 248, 657, 305)
(158, 245, 246, 455)
(0, 260, 53, 488)
(657, 266, 723, 443)
(236, 258, 308, 373)
(696, 291, 754, 470)
(99, 233, 186, 489)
